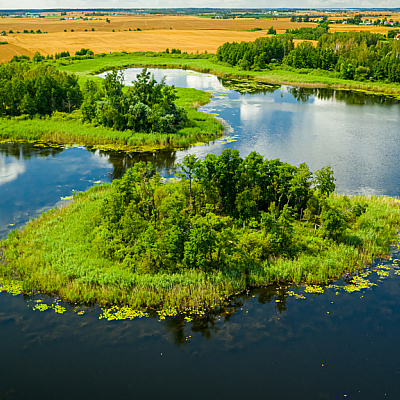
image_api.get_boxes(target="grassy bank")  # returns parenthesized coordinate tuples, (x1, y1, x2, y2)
(57, 52, 400, 98)
(0, 86, 224, 151)
(1, 183, 400, 311)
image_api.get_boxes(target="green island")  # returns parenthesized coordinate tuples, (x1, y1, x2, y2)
(0, 60, 224, 152)
(1, 30, 400, 314)
(1, 151, 400, 311)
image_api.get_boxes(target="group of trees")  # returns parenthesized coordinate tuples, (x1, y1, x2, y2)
(90, 150, 354, 274)
(217, 30, 400, 82)
(216, 35, 294, 70)
(0, 61, 187, 135)
(0, 62, 82, 116)
(81, 68, 186, 132)
(285, 31, 400, 82)
(285, 22, 329, 40)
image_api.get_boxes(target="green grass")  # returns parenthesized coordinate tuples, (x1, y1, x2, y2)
(1, 187, 399, 311)
(0, 86, 224, 151)
(56, 51, 400, 98)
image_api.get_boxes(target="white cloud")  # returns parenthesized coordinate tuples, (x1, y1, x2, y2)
(0, 156, 26, 186)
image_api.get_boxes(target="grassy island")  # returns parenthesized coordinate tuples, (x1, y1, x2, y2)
(0, 62, 224, 151)
(1, 150, 400, 310)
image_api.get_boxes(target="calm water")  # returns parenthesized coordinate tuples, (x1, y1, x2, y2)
(1, 69, 400, 400)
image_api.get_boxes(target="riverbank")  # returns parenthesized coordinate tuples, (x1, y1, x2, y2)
(57, 52, 400, 98)
(0, 85, 224, 151)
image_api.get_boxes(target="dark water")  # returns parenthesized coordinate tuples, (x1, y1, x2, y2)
(1, 69, 400, 400)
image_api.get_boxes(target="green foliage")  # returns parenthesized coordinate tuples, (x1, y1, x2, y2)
(216, 35, 294, 70)
(313, 165, 336, 197)
(285, 25, 329, 40)
(284, 30, 400, 83)
(89, 151, 341, 275)
(75, 48, 94, 57)
(0, 62, 82, 117)
(3, 155, 400, 310)
(81, 68, 186, 133)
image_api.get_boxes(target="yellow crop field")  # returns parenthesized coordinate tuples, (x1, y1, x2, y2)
(0, 14, 310, 62)
(0, 13, 397, 63)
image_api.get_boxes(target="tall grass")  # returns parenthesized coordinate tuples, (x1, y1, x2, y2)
(2, 188, 400, 310)
(0, 86, 224, 151)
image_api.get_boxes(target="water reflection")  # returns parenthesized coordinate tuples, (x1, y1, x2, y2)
(0, 156, 25, 186)
(0, 142, 64, 160)
(1, 68, 400, 400)
(288, 86, 400, 105)
(89, 148, 178, 180)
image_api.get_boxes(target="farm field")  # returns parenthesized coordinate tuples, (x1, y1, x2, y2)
(0, 13, 396, 63)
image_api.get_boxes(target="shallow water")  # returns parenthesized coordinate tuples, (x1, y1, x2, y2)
(1, 69, 400, 400)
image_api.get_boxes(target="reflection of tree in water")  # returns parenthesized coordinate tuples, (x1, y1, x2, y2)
(289, 86, 314, 103)
(147, 297, 245, 346)
(87, 148, 178, 181)
(288, 86, 399, 105)
(0, 142, 64, 160)
(219, 78, 279, 95)
(256, 286, 289, 314)
(154, 286, 297, 344)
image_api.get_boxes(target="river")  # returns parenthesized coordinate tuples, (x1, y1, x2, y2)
(0, 68, 399, 400)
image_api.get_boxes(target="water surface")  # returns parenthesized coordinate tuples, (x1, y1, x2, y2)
(1, 69, 400, 400)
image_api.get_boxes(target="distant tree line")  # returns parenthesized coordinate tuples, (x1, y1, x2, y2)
(285, 22, 329, 40)
(217, 31, 400, 82)
(0, 62, 187, 134)
(216, 35, 294, 70)
(286, 31, 400, 82)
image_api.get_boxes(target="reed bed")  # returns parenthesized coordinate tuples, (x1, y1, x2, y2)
(2, 187, 399, 311)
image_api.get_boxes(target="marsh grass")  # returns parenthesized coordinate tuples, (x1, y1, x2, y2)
(0, 86, 224, 151)
(2, 188, 400, 311)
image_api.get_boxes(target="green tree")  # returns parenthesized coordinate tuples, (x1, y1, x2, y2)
(314, 165, 336, 197)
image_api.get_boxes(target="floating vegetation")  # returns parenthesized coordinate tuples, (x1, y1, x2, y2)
(221, 78, 278, 95)
(342, 275, 377, 293)
(60, 195, 74, 200)
(213, 134, 239, 145)
(32, 300, 49, 312)
(287, 291, 306, 299)
(304, 285, 324, 294)
(0, 277, 24, 296)
(99, 306, 149, 321)
(31, 298, 67, 314)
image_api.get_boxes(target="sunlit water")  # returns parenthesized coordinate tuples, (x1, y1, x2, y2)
(1, 69, 400, 400)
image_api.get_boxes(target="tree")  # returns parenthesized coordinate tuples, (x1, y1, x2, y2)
(314, 165, 336, 197)
(178, 154, 202, 215)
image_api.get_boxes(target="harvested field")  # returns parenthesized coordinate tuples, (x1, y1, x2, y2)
(0, 14, 309, 34)
(0, 14, 312, 62)
(0, 43, 34, 61)
(1, 30, 276, 63)
(0, 13, 396, 63)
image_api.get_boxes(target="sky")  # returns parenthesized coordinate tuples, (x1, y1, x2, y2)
(1, 0, 400, 10)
